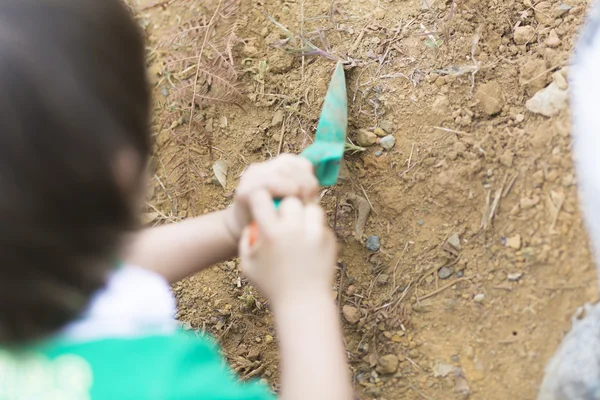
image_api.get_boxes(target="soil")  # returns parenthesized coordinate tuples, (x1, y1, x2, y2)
(133, 0, 596, 398)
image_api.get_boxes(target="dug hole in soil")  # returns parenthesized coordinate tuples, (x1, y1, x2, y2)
(132, 0, 595, 398)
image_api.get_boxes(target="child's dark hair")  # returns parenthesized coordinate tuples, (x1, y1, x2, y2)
(0, 0, 150, 343)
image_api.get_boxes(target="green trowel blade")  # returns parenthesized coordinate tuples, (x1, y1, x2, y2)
(301, 62, 348, 187)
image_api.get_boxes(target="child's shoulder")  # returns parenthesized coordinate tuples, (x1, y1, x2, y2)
(0, 267, 275, 400)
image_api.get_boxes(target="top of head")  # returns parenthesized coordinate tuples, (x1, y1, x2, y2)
(0, 0, 150, 344)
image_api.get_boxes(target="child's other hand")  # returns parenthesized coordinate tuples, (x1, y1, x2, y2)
(225, 154, 318, 241)
(239, 191, 337, 307)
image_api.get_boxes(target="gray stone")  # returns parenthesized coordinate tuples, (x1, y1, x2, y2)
(366, 236, 380, 252)
(380, 135, 396, 150)
(438, 267, 453, 279)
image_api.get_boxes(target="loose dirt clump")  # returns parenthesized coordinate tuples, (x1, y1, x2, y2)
(133, 0, 596, 398)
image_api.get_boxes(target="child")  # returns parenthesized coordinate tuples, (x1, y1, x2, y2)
(0, 1, 353, 399)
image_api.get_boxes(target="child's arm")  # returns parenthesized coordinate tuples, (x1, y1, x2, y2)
(240, 191, 353, 400)
(124, 155, 318, 283)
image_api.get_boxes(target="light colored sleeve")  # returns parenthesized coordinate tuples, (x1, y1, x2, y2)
(61, 265, 178, 341)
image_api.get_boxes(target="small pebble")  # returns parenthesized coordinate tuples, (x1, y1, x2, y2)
(380, 120, 394, 133)
(374, 7, 385, 19)
(376, 355, 399, 375)
(380, 135, 396, 150)
(342, 305, 361, 324)
(546, 29, 561, 48)
(508, 272, 523, 282)
(456, 270, 465, 278)
(447, 233, 461, 250)
(346, 285, 356, 296)
(520, 196, 541, 209)
(356, 129, 377, 147)
(161, 87, 169, 97)
(515, 113, 525, 123)
(271, 110, 284, 127)
(555, 3, 572, 17)
(417, 219, 425, 226)
(513, 25, 536, 45)
(438, 267, 453, 279)
(505, 234, 522, 250)
(500, 150, 514, 167)
(474, 293, 486, 303)
(366, 236, 381, 252)
(476, 80, 504, 116)
(377, 274, 389, 285)
(374, 127, 387, 137)
(375, 150, 383, 157)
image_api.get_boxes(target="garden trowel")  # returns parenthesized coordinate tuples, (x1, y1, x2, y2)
(301, 61, 348, 186)
(249, 61, 347, 244)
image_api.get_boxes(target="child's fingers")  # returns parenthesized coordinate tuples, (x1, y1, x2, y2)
(304, 203, 325, 241)
(284, 168, 319, 201)
(249, 190, 278, 238)
(266, 178, 300, 199)
(275, 155, 318, 198)
(275, 153, 314, 174)
(239, 226, 253, 258)
(279, 197, 304, 228)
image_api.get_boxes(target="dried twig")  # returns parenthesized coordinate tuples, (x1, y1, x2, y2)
(417, 277, 469, 301)
(431, 126, 473, 136)
(407, 143, 415, 169)
(358, 184, 379, 216)
(337, 262, 347, 310)
(277, 115, 286, 155)
(141, 0, 174, 10)
(301, 0, 305, 80)
(503, 172, 519, 198)
(487, 187, 503, 228)
(187, 0, 223, 139)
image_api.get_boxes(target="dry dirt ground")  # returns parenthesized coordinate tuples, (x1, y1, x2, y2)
(132, 0, 596, 398)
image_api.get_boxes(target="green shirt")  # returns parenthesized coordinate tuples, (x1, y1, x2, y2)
(0, 267, 275, 400)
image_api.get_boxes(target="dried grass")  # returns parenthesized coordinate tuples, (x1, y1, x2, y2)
(144, 0, 248, 209)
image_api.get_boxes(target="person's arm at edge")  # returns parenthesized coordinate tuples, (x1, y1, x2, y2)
(274, 292, 353, 400)
(123, 209, 237, 284)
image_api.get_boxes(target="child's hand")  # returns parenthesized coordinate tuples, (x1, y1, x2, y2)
(224, 154, 319, 242)
(239, 190, 337, 306)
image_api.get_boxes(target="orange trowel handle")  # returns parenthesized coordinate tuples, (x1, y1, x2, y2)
(248, 198, 281, 246)
(248, 221, 260, 246)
